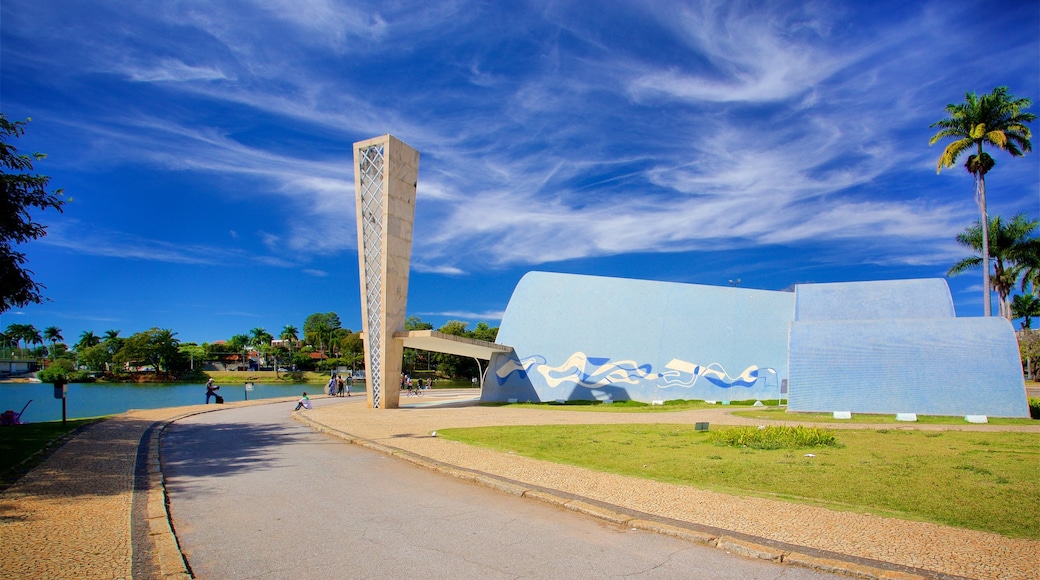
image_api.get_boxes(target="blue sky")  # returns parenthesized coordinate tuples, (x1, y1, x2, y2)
(2, 0, 1038, 345)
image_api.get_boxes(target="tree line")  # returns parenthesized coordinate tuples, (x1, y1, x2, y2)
(2, 313, 499, 382)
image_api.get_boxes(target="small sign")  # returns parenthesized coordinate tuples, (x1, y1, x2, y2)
(780, 379, 788, 394)
(245, 382, 254, 391)
(53, 384, 68, 399)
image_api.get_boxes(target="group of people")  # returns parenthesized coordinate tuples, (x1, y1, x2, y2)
(402, 375, 431, 397)
(326, 373, 352, 397)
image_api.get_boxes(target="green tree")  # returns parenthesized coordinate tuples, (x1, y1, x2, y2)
(43, 325, 62, 362)
(153, 328, 181, 372)
(1018, 329, 1040, 379)
(4, 323, 33, 355)
(303, 312, 341, 358)
(227, 334, 250, 351)
(25, 326, 43, 357)
(930, 87, 1035, 316)
(471, 322, 499, 343)
(249, 327, 273, 350)
(0, 115, 68, 313)
(77, 330, 100, 351)
(77, 343, 111, 372)
(405, 316, 434, 331)
(280, 324, 299, 370)
(948, 214, 1039, 319)
(1012, 294, 1040, 329)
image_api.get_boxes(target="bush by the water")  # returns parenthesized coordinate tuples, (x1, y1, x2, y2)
(1030, 397, 1040, 420)
(707, 425, 839, 449)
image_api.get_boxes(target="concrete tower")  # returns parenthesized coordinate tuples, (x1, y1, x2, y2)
(353, 135, 419, 409)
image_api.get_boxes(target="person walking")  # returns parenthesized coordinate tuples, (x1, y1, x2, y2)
(336, 375, 346, 397)
(327, 375, 338, 397)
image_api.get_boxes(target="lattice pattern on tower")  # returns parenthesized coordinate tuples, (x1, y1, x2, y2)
(358, 145, 385, 407)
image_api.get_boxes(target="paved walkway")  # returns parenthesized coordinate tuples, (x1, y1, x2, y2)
(0, 391, 1036, 579)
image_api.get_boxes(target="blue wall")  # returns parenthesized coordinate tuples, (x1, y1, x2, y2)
(788, 318, 1027, 416)
(483, 272, 793, 404)
(788, 279, 1028, 417)
(481, 272, 1029, 417)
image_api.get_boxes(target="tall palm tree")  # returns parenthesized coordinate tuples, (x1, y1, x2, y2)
(1012, 294, 1040, 329)
(281, 325, 299, 370)
(249, 327, 273, 369)
(153, 328, 180, 372)
(930, 86, 1035, 316)
(77, 330, 101, 350)
(4, 323, 29, 355)
(103, 329, 121, 342)
(949, 214, 1039, 319)
(43, 326, 63, 363)
(249, 327, 273, 349)
(25, 326, 43, 357)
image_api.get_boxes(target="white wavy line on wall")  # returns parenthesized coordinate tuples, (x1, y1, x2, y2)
(658, 359, 761, 388)
(538, 352, 652, 388)
(493, 355, 545, 380)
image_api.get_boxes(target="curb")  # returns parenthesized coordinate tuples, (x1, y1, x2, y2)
(141, 397, 303, 579)
(292, 411, 961, 580)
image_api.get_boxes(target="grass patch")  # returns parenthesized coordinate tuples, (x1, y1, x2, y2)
(436, 424, 1039, 539)
(707, 425, 839, 449)
(733, 408, 1037, 426)
(0, 418, 104, 491)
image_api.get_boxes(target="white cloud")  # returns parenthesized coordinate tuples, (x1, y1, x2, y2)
(125, 59, 229, 82)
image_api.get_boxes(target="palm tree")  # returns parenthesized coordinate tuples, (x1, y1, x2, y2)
(249, 327, 273, 349)
(249, 327, 273, 370)
(1012, 294, 1040, 329)
(4, 323, 29, 355)
(77, 330, 101, 350)
(25, 326, 43, 358)
(103, 329, 121, 342)
(930, 86, 1035, 316)
(43, 326, 63, 363)
(281, 325, 299, 370)
(948, 214, 1039, 319)
(153, 328, 180, 372)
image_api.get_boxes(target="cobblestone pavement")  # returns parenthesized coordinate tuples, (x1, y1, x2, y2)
(0, 402, 278, 580)
(0, 392, 1036, 579)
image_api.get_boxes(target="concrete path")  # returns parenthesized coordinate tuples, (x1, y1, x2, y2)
(163, 397, 838, 579)
(0, 390, 1036, 579)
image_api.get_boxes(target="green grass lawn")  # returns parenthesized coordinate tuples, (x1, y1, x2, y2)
(0, 419, 102, 490)
(436, 423, 1040, 539)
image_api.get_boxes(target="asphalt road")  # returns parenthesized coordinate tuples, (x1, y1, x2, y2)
(161, 398, 841, 579)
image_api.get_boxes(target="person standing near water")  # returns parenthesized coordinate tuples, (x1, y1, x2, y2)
(205, 379, 219, 404)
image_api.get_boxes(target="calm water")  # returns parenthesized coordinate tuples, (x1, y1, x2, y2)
(0, 382, 361, 423)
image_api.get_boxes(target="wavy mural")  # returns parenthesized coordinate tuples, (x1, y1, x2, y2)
(494, 351, 773, 391)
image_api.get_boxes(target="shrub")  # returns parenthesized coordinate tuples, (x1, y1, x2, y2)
(706, 425, 839, 450)
(1029, 397, 1040, 420)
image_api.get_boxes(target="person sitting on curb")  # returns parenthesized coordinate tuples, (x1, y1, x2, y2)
(294, 392, 312, 411)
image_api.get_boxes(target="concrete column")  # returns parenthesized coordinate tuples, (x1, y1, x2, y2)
(354, 135, 419, 409)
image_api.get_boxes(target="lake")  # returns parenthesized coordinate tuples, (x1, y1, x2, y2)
(0, 382, 359, 423)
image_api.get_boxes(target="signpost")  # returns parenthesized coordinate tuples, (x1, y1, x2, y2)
(53, 377, 68, 425)
(245, 382, 254, 401)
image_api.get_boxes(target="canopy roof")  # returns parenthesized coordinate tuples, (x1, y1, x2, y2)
(391, 330, 513, 360)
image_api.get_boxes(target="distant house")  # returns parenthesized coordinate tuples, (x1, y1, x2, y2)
(0, 358, 40, 378)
